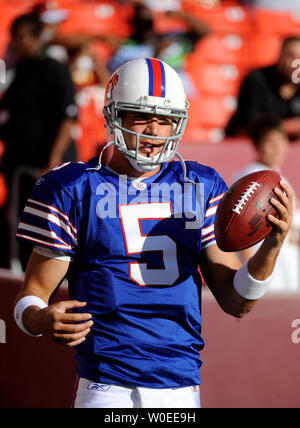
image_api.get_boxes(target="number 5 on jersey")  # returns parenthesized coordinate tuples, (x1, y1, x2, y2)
(119, 203, 179, 287)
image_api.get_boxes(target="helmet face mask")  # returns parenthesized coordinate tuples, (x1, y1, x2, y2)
(103, 58, 189, 172)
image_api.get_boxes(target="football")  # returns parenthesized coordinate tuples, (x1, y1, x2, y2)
(215, 170, 281, 252)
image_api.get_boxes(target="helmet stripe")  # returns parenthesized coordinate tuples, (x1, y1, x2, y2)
(146, 58, 166, 98)
(159, 60, 166, 98)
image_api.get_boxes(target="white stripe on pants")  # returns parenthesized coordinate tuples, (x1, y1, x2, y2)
(73, 377, 201, 408)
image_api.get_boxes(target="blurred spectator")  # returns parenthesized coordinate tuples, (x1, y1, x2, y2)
(195, 0, 221, 7)
(4, 1, 110, 67)
(232, 115, 300, 292)
(226, 36, 300, 139)
(32, 1, 108, 64)
(107, 3, 210, 96)
(67, 43, 110, 162)
(3, 1, 69, 69)
(0, 13, 77, 271)
(31, 0, 69, 62)
(68, 44, 110, 90)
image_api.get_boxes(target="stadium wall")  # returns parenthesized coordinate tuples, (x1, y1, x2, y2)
(180, 139, 300, 196)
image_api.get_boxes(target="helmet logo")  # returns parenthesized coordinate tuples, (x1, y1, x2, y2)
(105, 73, 119, 101)
(146, 58, 166, 98)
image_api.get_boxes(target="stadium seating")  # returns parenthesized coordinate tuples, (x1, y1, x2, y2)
(255, 9, 300, 37)
(59, 1, 131, 38)
(0, 4, 32, 34)
(186, 59, 247, 96)
(75, 85, 106, 161)
(249, 33, 282, 68)
(182, 2, 254, 35)
(2, 0, 300, 150)
(184, 93, 237, 144)
(0, 173, 7, 208)
(195, 93, 237, 128)
(192, 33, 252, 66)
(0, 141, 6, 207)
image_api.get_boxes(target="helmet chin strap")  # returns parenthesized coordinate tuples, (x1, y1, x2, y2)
(128, 151, 197, 184)
(92, 138, 195, 187)
(126, 155, 159, 173)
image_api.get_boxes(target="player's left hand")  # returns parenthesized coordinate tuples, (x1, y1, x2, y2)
(266, 180, 293, 247)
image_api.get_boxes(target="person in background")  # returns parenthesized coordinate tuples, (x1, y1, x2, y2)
(107, 3, 211, 96)
(3, 0, 70, 68)
(226, 36, 300, 140)
(67, 44, 110, 91)
(32, 1, 109, 64)
(0, 13, 77, 271)
(232, 115, 300, 292)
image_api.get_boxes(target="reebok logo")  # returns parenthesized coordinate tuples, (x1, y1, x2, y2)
(87, 382, 111, 392)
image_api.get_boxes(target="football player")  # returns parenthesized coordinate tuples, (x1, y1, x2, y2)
(13, 58, 293, 408)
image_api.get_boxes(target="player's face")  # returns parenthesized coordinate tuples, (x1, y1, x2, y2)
(257, 130, 289, 169)
(11, 25, 42, 60)
(277, 41, 300, 81)
(121, 111, 173, 158)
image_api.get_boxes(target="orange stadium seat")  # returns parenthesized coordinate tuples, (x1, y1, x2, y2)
(0, 173, 7, 208)
(193, 33, 252, 66)
(90, 40, 114, 63)
(255, 9, 300, 36)
(75, 85, 106, 162)
(189, 93, 237, 129)
(181, 3, 254, 35)
(59, 1, 131, 38)
(184, 93, 236, 143)
(249, 33, 282, 67)
(186, 61, 247, 95)
(0, 4, 32, 34)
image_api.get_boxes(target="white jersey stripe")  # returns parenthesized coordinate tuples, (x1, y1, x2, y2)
(208, 192, 225, 205)
(28, 198, 77, 234)
(16, 233, 72, 250)
(18, 222, 71, 247)
(202, 233, 215, 243)
(205, 205, 217, 218)
(24, 206, 76, 242)
(202, 224, 214, 237)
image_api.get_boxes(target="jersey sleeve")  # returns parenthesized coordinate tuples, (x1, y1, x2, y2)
(201, 172, 227, 250)
(16, 175, 79, 256)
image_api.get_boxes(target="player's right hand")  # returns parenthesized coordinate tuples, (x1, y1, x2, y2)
(32, 300, 93, 347)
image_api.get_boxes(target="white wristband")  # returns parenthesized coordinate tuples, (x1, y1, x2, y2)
(14, 296, 48, 337)
(233, 261, 274, 300)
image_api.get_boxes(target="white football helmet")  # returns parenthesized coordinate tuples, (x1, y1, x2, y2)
(103, 57, 189, 172)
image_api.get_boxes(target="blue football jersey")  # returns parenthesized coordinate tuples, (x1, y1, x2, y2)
(17, 158, 227, 388)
